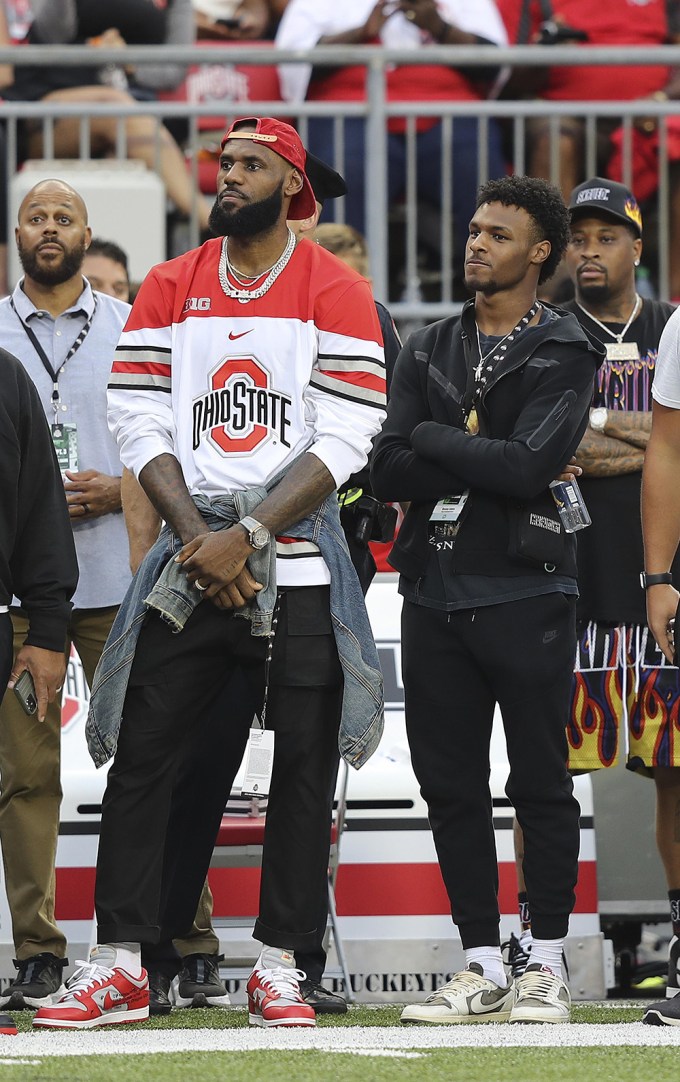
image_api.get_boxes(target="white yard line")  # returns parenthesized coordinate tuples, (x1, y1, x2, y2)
(0, 1023, 677, 1057)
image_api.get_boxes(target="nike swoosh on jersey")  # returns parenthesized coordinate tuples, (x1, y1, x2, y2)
(228, 330, 253, 340)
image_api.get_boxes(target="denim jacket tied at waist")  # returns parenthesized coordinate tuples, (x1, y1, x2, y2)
(86, 488, 384, 771)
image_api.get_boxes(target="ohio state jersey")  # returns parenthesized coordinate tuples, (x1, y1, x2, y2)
(108, 236, 387, 585)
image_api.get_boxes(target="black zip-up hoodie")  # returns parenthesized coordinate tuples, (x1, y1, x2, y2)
(0, 348, 78, 650)
(371, 300, 603, 583)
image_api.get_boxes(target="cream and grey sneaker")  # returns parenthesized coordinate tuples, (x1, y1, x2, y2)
(509, 962, 571, 1023)
(400, 963, 515, 1024)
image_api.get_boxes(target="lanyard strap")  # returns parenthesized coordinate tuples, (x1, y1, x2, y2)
(9, 294, 98, 417)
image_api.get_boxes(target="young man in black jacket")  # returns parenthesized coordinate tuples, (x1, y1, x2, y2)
(0, 346, 78, 723)
(372, 175, 601, 1024)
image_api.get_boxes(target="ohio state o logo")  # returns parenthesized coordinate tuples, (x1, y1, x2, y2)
(192, 356, 293, 454)
(211, 356, 267, 453)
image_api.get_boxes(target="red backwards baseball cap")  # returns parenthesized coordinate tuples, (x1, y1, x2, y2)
(221, 116, 316, 220)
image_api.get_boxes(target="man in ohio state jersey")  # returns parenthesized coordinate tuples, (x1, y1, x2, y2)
(34, 116, 386, 1032)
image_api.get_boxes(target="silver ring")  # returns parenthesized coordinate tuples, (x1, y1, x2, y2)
(195, 580, 208, 592)
(82, 503, 90, 515)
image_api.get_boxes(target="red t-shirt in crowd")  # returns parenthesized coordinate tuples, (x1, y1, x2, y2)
(306, 56, 481, 133)
(496, 0, 671, 100)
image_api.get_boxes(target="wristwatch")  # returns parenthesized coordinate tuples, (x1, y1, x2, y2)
(239, 516, 270, 550)
(589, 406, 608, 432)
(640, 571, 673, 589)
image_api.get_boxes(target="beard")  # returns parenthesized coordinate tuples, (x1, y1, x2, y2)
(465, 269, 524, 296)
(208, 182, 284, 239)
(17, 237, 87, 286)
(464, 257, 531, 297)
(577, 278, 610, 305)
(465, 272, 499, 295)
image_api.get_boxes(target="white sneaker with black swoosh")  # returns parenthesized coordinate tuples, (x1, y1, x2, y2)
(400, 963, 515, 1024)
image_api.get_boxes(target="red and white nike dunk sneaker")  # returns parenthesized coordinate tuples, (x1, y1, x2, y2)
(33, 960, 149, 1029)
(247, 965, 316, 1027)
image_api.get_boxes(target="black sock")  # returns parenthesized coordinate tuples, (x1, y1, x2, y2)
(670, 889, 680, 938)
(518, 892, 531, 932)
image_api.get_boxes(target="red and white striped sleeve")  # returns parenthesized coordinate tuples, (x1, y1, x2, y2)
(308, 275, 387, 487)
(107, 266, 177, 478)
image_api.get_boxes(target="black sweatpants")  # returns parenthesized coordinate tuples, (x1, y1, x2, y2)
(401, 592, 581, 948)
(96, 586, 342, 951)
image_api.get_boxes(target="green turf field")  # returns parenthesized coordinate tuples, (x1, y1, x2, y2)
(0, 1004, 678, 1082)
(1, 1047, 679, 1082)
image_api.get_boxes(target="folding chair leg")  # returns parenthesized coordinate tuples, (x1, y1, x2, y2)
(327, 880, 355, 1003)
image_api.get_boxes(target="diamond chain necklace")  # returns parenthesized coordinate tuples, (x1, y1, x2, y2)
(219, 227, 296, 303)
(575, 294, 642, 343)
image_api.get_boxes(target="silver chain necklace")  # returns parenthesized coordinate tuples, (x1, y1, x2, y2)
(219, 228, 296, 303)
(474, 301, 541, 382)
(226, 250, 282, 284)
(576, 294, 642, 343)
(228, 263, 275, 284)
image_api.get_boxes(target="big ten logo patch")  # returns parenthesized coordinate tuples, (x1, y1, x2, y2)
(193, 355, 293, 454)
(61, 646, 89, 731)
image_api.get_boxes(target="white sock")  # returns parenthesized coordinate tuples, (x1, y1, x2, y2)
(530, 937, 564, 979)
(464, 946, 508, 988)
(256, 945, 296, 971)
(90, 942, 142, 977)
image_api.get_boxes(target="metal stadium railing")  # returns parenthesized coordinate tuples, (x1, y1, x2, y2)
(2, 43, 679, 322)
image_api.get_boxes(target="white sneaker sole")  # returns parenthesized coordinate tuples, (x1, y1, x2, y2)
(248, 1011, 316, 1028)
(0, 983, 68, 1010)
(643, 1008, 680, 1027)
(509, 1006, 570, 1024)
(32, 1006, 149, 1030)
(401, 1008, 513, 1024)
(174, 991, 231, 1008)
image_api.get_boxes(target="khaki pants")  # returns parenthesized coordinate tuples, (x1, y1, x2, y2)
(174, 881, 219, 958)
(0, 607, 117, 960)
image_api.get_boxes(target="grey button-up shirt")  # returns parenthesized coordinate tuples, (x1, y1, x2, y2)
(0, 279, 132, 609)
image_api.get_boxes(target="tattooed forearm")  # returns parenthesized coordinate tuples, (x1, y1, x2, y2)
(138, 453, 207, 545)
(253, 452, 337, 535)
(576, 429, 645, 477)
(600, 410, 652, 450)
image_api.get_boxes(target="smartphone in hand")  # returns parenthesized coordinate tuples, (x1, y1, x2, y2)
(13, 670, 38, 715)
